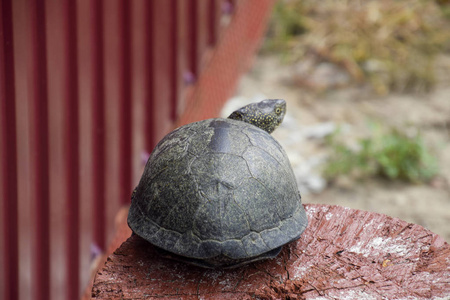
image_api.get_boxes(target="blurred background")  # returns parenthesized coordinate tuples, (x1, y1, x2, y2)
(228, 0, 450, 245)
(1, 0, 449, 299)
(226, 0, 450, 242)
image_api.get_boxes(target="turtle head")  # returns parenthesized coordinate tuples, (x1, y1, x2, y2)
(228, 99, 286, 134)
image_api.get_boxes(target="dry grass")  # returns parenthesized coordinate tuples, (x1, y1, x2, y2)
(265, 0, 450, 94)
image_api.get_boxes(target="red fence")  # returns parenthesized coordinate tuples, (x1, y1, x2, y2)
(0, 0, 274, 299)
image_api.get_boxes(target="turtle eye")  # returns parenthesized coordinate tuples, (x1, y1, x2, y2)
(275, 107, 281, 115)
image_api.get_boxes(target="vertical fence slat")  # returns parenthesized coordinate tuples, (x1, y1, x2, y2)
(103, 0, 121, 246)
(208, 0, 217, 46)
(188, 0, 198, 77)
(0, 0, 19, 298)
(170, 0, 178, 121)
(143, 1, 155, 151)
(208, 0, 222, 46)
(63, 0, 80, 298)
(29, 0, 50, 299)
(118, 0, 132, 205)
(174, 0, 189, 117)
(91, 0, 106, 251)
(143, 0, 175, 150)
(154, 1, 174, 144)
(76, 0, 95, 293)
(12, 1, 32, 298)
(129, 0, 146, 187)
(196, 0, 208, 69)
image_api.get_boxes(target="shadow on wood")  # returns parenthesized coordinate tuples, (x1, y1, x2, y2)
(92, 204, 450, 299)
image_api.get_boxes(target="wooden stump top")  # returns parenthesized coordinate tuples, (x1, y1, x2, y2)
(92, 204, 450, 299)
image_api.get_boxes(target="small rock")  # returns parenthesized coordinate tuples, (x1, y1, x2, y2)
(304, 175, 327, 193)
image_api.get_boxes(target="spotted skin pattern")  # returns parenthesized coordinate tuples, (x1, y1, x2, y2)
(228, 99, 286, 134)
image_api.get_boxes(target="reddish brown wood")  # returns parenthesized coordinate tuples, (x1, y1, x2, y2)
(207, 0, 221, 46)
(118, 0, 132, 206)
(77, 0, 96, 291)
(187, 0, 198, 77)
(62, 0, 80, 298)
(91, 0, 107, 253)
(11, 1, 33, 298)
(195, 0, 209, 72)
(173, 0, 193, 120)
(92, 204, 450, 299)
(29, 1, 51, 299)
(150, 1, 175, 147)
(142, 0, 155, 152)
(0, 0, 19, 298)
(170, 0, 178, 121)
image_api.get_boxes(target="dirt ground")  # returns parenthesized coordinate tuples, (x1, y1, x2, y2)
(228, 54, 450, 243)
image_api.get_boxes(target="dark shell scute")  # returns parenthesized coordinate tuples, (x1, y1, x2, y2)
(232, 178, 281, 232)
(190, 153, 250, 193)
(242, 146, 299, 219)
(279, 208, 308, 241)
(197, 240, 222, 258)
(220, 239, 247, 258)
(243, 126, 286, 165)
(171, 231, 201, 256)
(260, 227, 289, 250)
(241, 232, 270, 257)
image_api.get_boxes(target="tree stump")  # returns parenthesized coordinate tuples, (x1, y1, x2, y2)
(91, 204, 450, 299)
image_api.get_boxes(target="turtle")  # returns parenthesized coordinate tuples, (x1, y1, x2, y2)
(128, 99, 308, 269)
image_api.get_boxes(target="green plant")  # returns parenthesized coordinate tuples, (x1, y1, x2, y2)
(324, 124, 438, 183)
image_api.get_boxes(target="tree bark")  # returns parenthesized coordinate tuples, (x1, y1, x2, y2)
(92, 204, 450, 299)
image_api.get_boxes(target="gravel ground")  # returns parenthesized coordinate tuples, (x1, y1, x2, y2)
(223, 54, 450, 242)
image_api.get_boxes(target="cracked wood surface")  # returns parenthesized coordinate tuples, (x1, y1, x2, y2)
(91, 204, 450, 299)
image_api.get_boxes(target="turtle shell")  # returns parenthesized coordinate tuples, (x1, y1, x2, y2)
(128, 118, 308, 266)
